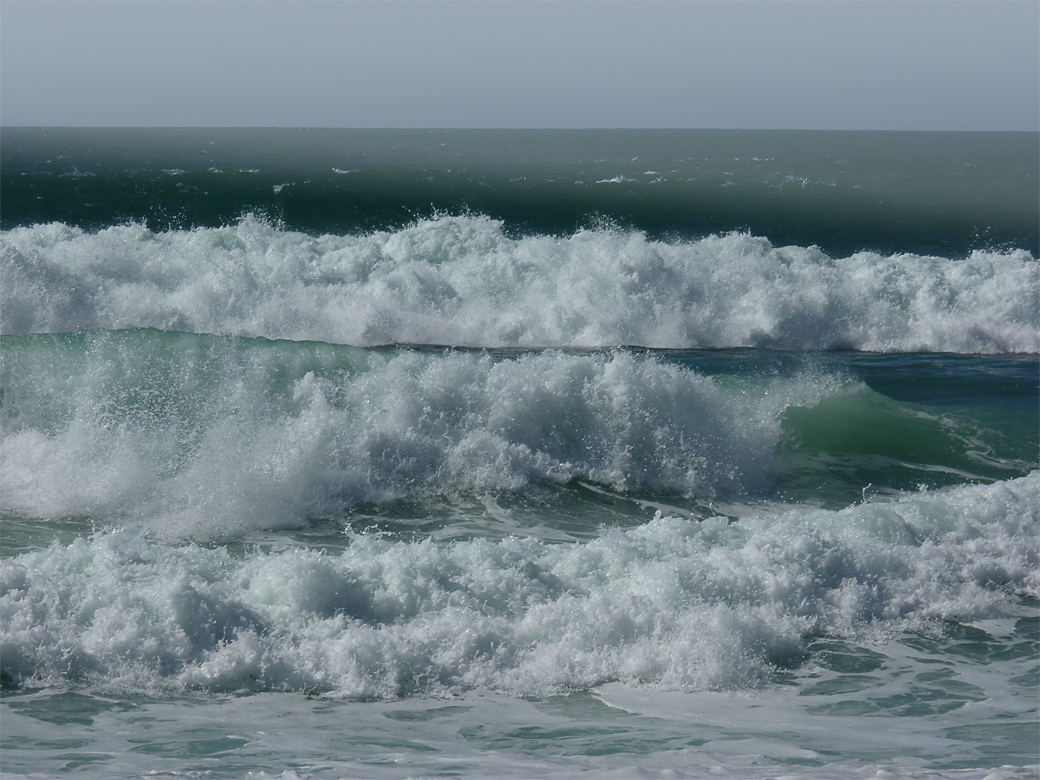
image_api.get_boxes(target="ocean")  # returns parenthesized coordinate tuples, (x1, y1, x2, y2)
(0, 128, 1037, 779)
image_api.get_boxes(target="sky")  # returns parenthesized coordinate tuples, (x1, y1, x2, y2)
(1, 0, 1037, 130)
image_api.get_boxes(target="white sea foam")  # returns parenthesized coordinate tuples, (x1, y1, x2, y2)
(1, 348, 832, 535)
(2, 215, 1036, 352)
(1, 473, 1035, 698)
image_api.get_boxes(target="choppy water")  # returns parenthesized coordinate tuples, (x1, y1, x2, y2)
(1, 128, 1037, 779)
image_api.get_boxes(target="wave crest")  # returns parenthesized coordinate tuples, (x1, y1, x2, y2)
(3, 215, 1037, 353)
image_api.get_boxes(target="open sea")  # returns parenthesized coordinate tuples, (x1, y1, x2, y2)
(1, 128, 1038, 780)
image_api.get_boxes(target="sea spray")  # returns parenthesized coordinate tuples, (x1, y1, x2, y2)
(2, 335, 835, 534)
(3, 216, 1037, 352)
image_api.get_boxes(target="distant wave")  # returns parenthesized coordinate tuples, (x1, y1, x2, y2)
(3, 215, 1037, 353)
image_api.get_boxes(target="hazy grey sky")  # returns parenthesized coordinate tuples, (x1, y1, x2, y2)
(2, 1, 1037, 130)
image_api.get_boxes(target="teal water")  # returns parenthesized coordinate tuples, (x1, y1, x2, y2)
(2, 128, 1037, 256)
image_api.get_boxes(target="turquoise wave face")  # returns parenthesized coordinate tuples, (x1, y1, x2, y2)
(778, 386, 1038, 504)
(2, 330, 1035, 538)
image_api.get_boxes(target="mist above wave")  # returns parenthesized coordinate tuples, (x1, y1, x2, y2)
(2, 341, 827, 535)
(3, 214, 1037, 353)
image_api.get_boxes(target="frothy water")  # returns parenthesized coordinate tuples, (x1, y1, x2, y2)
(3, 215, 1037, 352)
(3, 475, 1036, 698)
